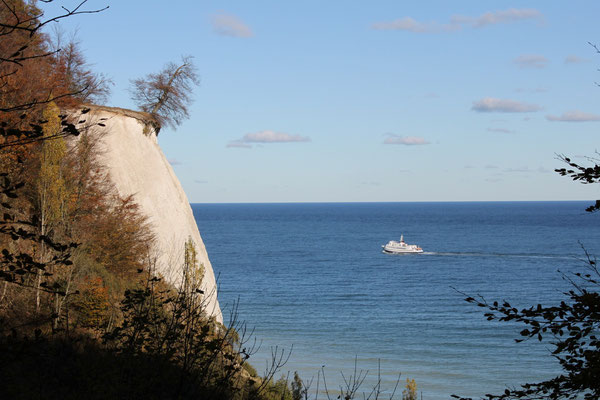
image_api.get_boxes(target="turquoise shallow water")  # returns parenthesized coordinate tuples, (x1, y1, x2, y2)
(192, 202, 599, 399)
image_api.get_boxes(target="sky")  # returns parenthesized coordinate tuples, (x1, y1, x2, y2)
(44, 1, 600, 203)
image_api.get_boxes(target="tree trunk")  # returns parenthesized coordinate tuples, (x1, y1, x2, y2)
(150, 62, 188, 115)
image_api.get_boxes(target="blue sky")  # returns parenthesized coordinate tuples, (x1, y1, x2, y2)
(47, 1, 600, 202)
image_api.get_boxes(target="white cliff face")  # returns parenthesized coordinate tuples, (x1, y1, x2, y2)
(77, 106, 222, 324)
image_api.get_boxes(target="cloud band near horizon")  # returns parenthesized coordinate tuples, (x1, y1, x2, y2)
(372, 8, 541, 33)
(546, 111, 600, 122)
(227, 130, 311, 148)
(384, 134, 430, 145)
(472, 98, 542, 113)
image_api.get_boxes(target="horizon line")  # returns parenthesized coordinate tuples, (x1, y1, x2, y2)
(190, 199, 594, 205)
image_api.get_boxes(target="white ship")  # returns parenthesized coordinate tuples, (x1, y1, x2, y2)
(382, 235, 423, 254)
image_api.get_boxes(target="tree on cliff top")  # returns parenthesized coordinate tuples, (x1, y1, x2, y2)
(129, 56, 199, 132)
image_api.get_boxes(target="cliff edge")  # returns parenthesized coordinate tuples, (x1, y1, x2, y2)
(77, 105, 222, 323)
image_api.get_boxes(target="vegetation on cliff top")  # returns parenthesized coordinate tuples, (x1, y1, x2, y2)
(129, 55, 199, 132)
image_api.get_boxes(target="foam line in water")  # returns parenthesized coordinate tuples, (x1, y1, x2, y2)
(422, 251, 574, 260)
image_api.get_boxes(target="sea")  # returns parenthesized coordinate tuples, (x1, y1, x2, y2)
(191, 202, 599, 399)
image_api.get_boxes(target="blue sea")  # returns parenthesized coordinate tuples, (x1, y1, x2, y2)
(192, 202, 599, 399)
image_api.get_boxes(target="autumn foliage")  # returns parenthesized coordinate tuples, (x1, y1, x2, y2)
(0, 0, 153, 333)
(72, 275, 109, 328)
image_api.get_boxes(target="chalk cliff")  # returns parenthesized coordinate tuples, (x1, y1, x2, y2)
(76, 105, 222, 323)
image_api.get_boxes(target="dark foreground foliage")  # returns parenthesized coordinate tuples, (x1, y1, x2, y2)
(454, 150, 600, 399)
(555, 154, 600, 212)
(0, 332, 221, 400)
(454, 254, 600, 400)
(0, 292, 287, 400)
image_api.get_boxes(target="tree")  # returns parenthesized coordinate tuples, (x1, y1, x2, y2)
(291, 371, 306, 400)
(453, 43, 600, 400)
(34, 102, 68, 315)
(51, 28, 113, 104)
(129, 55, 199, 132)
(0, 0, 111, 333)
(555, 154, 600, 212)
(454, 164, 600, 399)
(455, 257, 599, 400)
(182, 237, 204, 299)
(402, 378, 418, 400)
(0, 0, 108, 114)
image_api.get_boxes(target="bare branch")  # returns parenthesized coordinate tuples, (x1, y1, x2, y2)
(0, 1, 108, 36)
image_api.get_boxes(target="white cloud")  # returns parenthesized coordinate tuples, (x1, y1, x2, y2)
(504, 166, 532, 173)
(194, 179, 208, 184)
(371, 17, 456, 33)
(487, 127, 515, 134)
(472, 97, 542, 113)
(168, 158, 182, 165)
(243, 130, 310, 143)
(514, 54, 548, 69)
(226, 141, 252, 149)
(503, 166, 550, 174)
(373, 8, 541, 34)
(546, 111, 600, 122)
(383, 134, 430, 145)
(484, 164, 499, 169)
(564, 55, 590, 64)
(451, 8, 542, 28)
(227, 130, 310, 148)
(212, 13, 253, 38)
